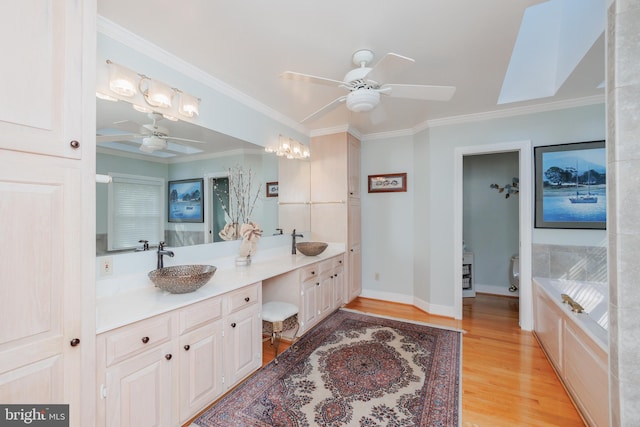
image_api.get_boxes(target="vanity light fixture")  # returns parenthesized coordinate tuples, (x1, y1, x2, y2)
(101, 60, 200, 119)
(265, 135, 310, 160)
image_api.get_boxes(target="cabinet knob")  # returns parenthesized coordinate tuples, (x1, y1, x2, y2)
(70, 338, 80, 347)
(69, 140, 80, 149)
(330, 275, 334, 279)
(165, 354, 172, 360)
(244, 297, 250, 302)
(231, 322, 237, 328)
(311, 271, 315, 275)
(316, 282, 320, 286)
(141, 336, 150, 344)
(183, 345, 190, 351)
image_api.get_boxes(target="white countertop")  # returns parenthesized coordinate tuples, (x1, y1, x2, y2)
(96, 244, 345, 334)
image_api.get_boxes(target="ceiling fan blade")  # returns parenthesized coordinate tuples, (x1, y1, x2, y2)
(380, 84, 456, 101)
(166, 136, 206, 144)
(281, 71, 346, 87)
(365, 53, 415, 84)
(112, 120, 144, 134)
(301, 96, 347, 123)
(96, 133, 141, 143)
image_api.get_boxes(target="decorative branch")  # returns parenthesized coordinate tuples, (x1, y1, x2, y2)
(213, 165, 262, 240)
(490, 177, 519, 199)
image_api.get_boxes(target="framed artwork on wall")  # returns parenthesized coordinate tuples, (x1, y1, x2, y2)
(368, 173, 407, 193)
(534, 140, 606, 229)
(168, 178, 204, 223)
(266, 181, 278, 197)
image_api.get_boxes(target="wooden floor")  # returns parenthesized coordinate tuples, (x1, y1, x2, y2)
(263, 294, 585, 427)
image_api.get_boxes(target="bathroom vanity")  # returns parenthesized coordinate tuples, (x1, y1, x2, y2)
(94, 245, 345, 426)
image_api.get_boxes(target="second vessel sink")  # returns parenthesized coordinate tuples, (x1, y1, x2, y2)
(148, 264, 217, 294)
(296, 242, 328, 256)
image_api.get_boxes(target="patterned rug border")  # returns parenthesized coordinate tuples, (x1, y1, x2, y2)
(193, 308, 462, 427)
(339, 307, 467, 334)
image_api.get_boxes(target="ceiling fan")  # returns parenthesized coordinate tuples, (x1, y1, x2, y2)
(281, 49, 456, 124)
(96, 112, 206, 153)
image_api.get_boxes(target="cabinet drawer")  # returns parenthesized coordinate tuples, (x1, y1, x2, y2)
(179, 296, 223, 334)
(104, 314, 173, 367)
(299, 263, 319, 282)
(227, 283, 260, 314)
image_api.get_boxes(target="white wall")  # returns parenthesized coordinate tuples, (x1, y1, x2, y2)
(360, 135, 415, 302)
(362, 103, 606, 311)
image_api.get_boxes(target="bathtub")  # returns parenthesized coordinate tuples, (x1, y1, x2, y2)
(533, 277, 609, 427)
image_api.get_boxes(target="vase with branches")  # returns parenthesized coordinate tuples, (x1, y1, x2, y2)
(213, 165, 262, 251)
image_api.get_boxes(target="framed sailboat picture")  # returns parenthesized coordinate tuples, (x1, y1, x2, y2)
(534, 141, 606, 229)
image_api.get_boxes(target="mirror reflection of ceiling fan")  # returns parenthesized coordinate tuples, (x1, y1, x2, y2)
(96, 112, 207, 153)
(281, 49, 456, 124)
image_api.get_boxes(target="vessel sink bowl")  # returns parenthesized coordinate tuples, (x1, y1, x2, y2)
(296, 242, 328, 256)
(148, 265, 217, 294)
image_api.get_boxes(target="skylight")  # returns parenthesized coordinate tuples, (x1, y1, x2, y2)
(498, 0, 605, 105)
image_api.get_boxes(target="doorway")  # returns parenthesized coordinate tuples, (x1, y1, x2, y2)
(463, 152, 520, 297)
(454, 141, 533, 330)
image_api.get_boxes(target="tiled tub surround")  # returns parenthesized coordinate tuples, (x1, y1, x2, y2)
(533, 277, 609, 427)
(533, 244, 607, 283)
(96, 242, 345, 333)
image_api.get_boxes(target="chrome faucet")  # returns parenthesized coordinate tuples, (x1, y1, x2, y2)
(291, 229, 303, 254)
(157, 241, 174, 269)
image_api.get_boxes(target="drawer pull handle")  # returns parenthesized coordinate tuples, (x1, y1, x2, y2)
(184, 345, 190, 351)
(141, 336, 150, 344)
(70, 338, 80, 347)
(165, 354, 172, 360)
(70, 140, 80, 149)
(231, 322, 237, 328)
(244, 297, 250, 302)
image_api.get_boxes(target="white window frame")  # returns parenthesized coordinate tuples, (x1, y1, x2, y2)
(107, 173, 165, 251)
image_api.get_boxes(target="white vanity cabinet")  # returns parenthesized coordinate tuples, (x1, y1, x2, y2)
(96, 283, 262, 427)
(264, 255, 345, 337)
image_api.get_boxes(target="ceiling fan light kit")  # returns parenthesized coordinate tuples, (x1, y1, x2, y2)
(346, 90, 380, 112)
(98, 60, 200, 120)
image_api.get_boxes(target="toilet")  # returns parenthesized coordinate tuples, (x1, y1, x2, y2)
(509, 254, 519, 292)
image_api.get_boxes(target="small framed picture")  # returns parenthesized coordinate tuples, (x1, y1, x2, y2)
(368, 173, 407, 193)
(168, 178, 204, 223)
(266, 181, 279, 197)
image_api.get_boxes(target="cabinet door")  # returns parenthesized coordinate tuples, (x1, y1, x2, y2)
(310, 133, 347, 202)
(226, 305, 261, 386)
(0, 0, 84, 159)
(0, 151, 83, 406)
(533, 288, 563, 371)
(300, 278, 319, 333)
(347, 199, 362, 301)
(105, 342, 174, 427)
(318, 270, 334, 319)
(332, 263, 345, 309)
(347, 134, 361, 199)
(179, 321, 224, 423)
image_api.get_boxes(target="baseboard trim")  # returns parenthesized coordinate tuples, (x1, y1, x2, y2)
(359, 289, 456, 318)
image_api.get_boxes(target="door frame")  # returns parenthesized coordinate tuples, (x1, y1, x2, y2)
(453, 140, 533, 330)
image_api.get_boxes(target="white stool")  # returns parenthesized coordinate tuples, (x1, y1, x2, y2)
(262, 301, 299, 363)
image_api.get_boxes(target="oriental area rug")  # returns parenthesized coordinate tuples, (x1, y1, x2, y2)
(193, 309, 462, 427)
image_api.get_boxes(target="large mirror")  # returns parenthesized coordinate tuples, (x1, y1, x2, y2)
(96, 98, 279, 255)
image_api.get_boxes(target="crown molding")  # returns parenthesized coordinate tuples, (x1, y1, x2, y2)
(419, 94, 605, 130)
(97, 16, 308, 136)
